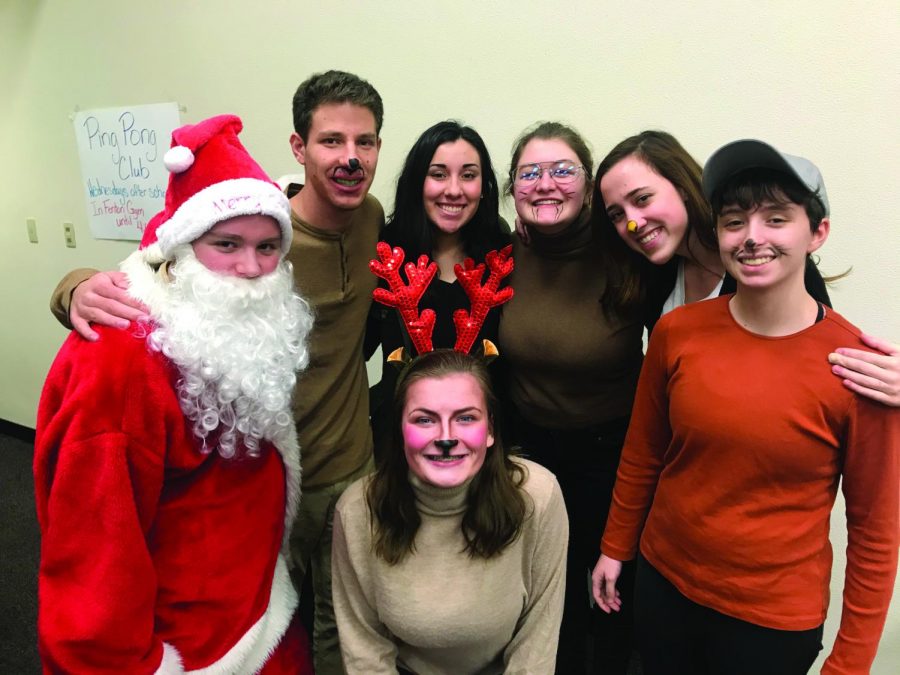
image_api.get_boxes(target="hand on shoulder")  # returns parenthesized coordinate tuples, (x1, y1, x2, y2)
(829, 333, 900, 407)
(71, 271, 148, 341)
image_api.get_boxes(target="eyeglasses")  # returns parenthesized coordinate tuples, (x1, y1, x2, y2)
(513, 160, 585, 186)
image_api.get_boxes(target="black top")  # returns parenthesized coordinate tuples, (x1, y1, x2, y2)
(365, 230, 512, 448)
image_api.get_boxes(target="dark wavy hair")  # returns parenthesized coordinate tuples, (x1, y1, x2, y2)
(292, 70, 384, 141)
(709, 168, 827, 232)
(366, 350, 528, 565)
(384, 121, 508, 261)
(593, 130, 712, 315)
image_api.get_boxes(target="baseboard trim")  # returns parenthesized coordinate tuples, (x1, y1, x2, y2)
(0, 419, 36, 443)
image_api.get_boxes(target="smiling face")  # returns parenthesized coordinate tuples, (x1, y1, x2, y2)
(599, 155, 690, 265)
(716, 197, 828, 292)
(289, 102, 381, 215)
(513, 138, 589, 234)
(402, 372, 494, 489)
(423, 139, 483, 236)
(190, 214, 282, 278)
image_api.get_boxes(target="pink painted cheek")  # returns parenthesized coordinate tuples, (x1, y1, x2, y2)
(456, 423, 489, 449)
(402, 423, 433, 450)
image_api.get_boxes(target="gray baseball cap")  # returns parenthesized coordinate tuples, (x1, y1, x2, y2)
(702, 139, 829, 216)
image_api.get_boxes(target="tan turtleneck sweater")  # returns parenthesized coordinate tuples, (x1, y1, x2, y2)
(332, 458, 567, 674)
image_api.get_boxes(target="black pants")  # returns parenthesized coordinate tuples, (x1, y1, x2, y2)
(509, 409, 634, 675)
(635, 556, 823, 675)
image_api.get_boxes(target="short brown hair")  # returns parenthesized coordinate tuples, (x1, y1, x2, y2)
(291, 70, 384, 141)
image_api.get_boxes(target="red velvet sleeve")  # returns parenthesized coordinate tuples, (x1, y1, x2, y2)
(822, 398, 900, 674)
(34, 331, 172, 674)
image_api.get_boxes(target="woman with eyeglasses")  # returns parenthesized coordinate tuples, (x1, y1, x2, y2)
(366, 121, 511, 448)
(593, 130, 900, 405)
(498, 122, 644, 675)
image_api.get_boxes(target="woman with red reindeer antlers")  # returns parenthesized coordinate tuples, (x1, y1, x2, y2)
(500, 122, 645, 675)
(366, 121, 511, 449)
(332, 246, 567, 674)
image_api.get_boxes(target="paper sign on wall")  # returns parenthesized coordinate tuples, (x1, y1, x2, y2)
(73, 102, 180, 241)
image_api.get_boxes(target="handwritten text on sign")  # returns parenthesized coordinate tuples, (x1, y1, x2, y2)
(73, 103, 180, 241)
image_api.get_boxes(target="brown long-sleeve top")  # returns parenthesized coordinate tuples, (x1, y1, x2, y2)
(499, 209, 644, 428)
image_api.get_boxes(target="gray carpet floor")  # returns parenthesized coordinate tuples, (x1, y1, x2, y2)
(0, 426, 40, 674)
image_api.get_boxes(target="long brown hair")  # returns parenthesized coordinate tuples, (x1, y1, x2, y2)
(366, 350, 528, 564)
(593, 130, 713, 314)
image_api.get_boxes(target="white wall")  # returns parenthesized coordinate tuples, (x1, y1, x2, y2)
(2, 1, 897, 670)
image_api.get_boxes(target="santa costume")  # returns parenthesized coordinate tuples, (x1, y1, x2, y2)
(34, 115, 314, 674)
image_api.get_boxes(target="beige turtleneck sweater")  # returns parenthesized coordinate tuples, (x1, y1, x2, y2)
(332, 458, 567, 674)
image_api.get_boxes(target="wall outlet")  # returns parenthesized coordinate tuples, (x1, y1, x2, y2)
(26, 218, 38, 243)
(63, 222, 76, 248)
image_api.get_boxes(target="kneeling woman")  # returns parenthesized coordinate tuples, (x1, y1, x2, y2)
(333, 349, 568, 674)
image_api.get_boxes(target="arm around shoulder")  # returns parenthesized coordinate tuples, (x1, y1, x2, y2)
(52, 268, 148, 341)
(49, 268, 98, 329)
(829, 333, 900, 407)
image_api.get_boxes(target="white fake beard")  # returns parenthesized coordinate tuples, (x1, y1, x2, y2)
(145, 246, 313, 459)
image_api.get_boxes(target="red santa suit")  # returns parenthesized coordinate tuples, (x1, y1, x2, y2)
(34, 114, 313, 674)
(35, 321, 306, 674)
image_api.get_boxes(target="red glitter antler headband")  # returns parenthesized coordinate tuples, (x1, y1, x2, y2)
(369, 243, 514, 357)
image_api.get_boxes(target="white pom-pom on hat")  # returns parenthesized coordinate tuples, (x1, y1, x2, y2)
(164, 145, 195, 173)
(141, 114, 292, 256)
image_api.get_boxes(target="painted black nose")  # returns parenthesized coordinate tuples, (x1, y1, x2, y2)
(348, 158, 360, 171)
(434, 439, 459, 454)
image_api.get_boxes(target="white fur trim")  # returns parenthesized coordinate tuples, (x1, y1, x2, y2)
(141, 241, 166, 266)
(119, 248, 171, 318)
(119, 247, 302, 544)
(154, 642, 185, 674)
(185, 555, 298, 675)
(155, 178, 291, 257)
(272, 427, 302, 554)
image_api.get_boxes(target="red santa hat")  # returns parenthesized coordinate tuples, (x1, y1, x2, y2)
(140, 114, 291, 261)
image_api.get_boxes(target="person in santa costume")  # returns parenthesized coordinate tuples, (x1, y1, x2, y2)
(34, 114, 315, 674)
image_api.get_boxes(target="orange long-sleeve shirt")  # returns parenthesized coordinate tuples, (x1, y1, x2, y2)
(602, 296, 899, 675)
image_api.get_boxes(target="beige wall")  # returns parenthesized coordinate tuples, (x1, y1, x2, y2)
(2, 1, 897, 670)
